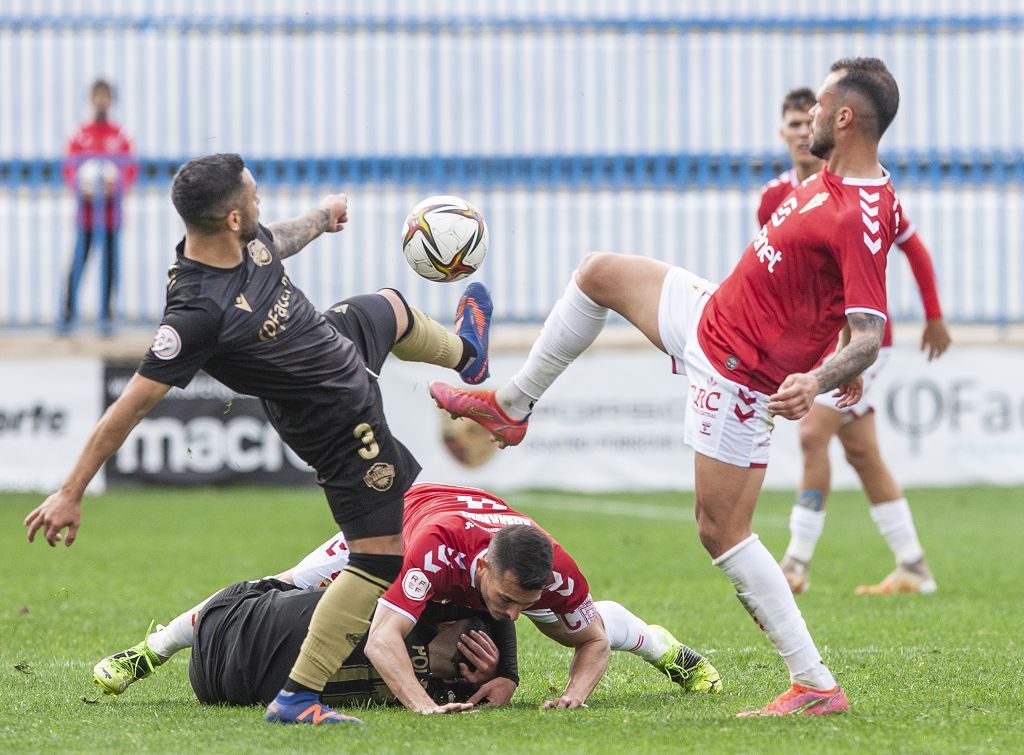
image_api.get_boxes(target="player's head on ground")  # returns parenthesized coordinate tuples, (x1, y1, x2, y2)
(809, 57, 900, 160)
(171, 153, 261, 242)
(89, 79, 114, 120)
(477, 524, 553, 621)
(426, 616, 498, 682)
(778, 87, 820, 175)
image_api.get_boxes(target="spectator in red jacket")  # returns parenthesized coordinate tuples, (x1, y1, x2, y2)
(60, 79, 136, 335)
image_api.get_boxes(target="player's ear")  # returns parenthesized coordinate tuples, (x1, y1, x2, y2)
(836, 105, 854, 131)
(226, 208, 241, 233)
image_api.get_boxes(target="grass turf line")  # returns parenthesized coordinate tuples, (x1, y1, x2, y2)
(1, 486, 1022, 753)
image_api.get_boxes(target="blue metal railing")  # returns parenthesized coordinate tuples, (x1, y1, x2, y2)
(3, 14, 1024, 35)
(3, 151, 1022, 191)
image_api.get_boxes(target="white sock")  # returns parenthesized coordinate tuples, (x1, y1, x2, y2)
(784, 491, 827, 563)
(496, 273, 608, 419)
(147, 599, 208, 660)
(714, 534, 836, 690)
(595, 600, 669, 662)
(870, 498, 924, 565)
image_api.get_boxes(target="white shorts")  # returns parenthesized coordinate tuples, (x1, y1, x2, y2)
(288, 533, 350, 589)
(658, 267, 774, 468)
(813, 346, 892, 420)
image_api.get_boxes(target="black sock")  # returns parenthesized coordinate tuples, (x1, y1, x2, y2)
(282, 678, 317, 695)
(455, 337, 477, 372)
(347, 552, 403, 583)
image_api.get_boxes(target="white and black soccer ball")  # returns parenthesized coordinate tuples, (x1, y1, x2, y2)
(401, 195, 488, 282)
(76, 158, 118, 192)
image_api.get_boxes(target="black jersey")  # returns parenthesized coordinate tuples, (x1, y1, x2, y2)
(137, 226, 373, 468)
(188, 579, 518, 708)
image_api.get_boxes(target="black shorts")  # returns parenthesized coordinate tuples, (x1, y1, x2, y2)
(189, 579, 321, 706)
(317, 293, 420, 540)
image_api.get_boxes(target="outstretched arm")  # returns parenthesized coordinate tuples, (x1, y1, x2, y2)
(768, 312, 885, 421)
(365, 605, 474, 715)
(533, 619, 610, 709)
(24, 372, 170, 546)
(268, 193, 349, 259)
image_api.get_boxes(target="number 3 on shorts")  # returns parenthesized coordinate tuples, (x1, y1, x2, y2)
(353, 422, 379, 460)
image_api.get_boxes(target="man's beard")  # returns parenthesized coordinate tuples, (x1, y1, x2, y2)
(809, 115, 835, 159)
(239, 215, 259, 244)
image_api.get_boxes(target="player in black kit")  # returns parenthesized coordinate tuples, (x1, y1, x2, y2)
(24, 153, 496, 724)
(189, 580, 516, 710)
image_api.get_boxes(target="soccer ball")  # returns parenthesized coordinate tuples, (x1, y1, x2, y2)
(401, 195, 488, 282)
(76, 158, 118, 193)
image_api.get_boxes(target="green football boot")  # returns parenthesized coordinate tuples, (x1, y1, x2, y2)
(649, 625, 722, 694)
(93, 622, 166, 695)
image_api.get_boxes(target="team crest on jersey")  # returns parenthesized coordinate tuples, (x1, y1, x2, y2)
(150, 325, 181, 360)
(247, 239, 273, 266)
(363, 462, 395, 491)
(402, 568, 430, 601)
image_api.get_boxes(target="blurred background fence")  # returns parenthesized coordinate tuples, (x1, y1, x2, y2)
(2, 2, 1022, 327)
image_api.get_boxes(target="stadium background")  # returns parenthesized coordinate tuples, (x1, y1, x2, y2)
(1, 1, 1023, 493)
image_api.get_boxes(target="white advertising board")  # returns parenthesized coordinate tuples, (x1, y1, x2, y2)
(0, 358, 104, 492)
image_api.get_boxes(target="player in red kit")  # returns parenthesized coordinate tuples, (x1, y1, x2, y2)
(60, 79, 137, 335)
(430, 57, 904, 716)
(759, 88, 949, 596)
(364, 483, 720, 712)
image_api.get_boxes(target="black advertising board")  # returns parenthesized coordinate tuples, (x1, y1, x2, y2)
(103, 363, 315, 487)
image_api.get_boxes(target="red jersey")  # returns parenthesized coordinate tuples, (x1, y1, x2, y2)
(756, 169, 799, 228)
(379, 483, 595, 633)
(700, 165, 899, 394)
(758, 169, 943, 353)
(63, 119, 136, 230)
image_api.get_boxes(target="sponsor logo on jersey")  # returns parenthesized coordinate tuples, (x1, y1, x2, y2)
(247, 239, 273, 266)
(459, 511, 533, 527)
(150, 325, 181, 360)
(752, 224, 783, 273)
(363, 461, 395, 491)
(402, 568, 431, 601)
(798, 192, 830, 214)
(234, 294, 252, 313)
(258, 275, 294, 341)
(725, 355, 739, 370)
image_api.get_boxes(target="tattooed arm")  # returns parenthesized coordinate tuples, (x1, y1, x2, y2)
(768, 312, 885, 420)
(268, 193, 349, 259)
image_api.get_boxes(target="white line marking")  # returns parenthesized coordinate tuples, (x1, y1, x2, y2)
(520, 495, 788, 527)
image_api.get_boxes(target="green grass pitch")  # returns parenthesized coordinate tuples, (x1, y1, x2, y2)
(2, 485, 1022, 753)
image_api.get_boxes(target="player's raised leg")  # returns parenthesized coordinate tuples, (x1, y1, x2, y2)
(838, 413, 937, 595)
(779, 403, 846, 593)
(694, 455, 846, 717)
(430, 253, 671, 446)
(382, 284, 492, 384)
(595, 600, 721, 693)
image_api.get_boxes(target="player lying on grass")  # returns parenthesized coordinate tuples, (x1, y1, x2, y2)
(113, 577, 516, 712)
(95, 484, 720, 712)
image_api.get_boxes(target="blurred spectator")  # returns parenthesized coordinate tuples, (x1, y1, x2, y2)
(60, 79, 136, 335)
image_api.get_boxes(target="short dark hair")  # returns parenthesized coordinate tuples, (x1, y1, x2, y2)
(829, 57, 899, 140)
(90, 79, 113, 98)
(781, 87, 816, 117)
(489, 525, 553, 590)
(171, 153, 247, 235)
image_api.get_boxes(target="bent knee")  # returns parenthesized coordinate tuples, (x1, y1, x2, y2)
(843, 441, 879, 471)
(575, 252, 620, 298)
(798, 421, 831, 458)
